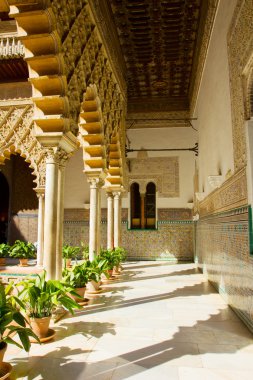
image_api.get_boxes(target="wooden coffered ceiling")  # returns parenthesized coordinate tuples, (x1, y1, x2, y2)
(107, 0, 207, 114)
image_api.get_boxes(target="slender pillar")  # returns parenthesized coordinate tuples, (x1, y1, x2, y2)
(140, 193, 145, 229)
(56, 154, 68, 280)
(107, 192, 114, 249)
(36, 190, 45, 267)
(113, 191, 121, 248)
(96, 182, 102, 254)
(43, 151, 59, 279)
(88, 177, 99, 261)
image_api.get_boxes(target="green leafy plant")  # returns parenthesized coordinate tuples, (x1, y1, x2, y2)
(99, 249, 121, 270)
(85, 258, 109, 283)
(10, 240, 36, 259)
(62, 263, 89, 288)
(0, 243, 10, 258)
(80, 242, 89, 260)
(0, 283, 39, 352)
(114, 247, 127, 262)
(62, 244, 80, 260)
(17, 271, 80, 318)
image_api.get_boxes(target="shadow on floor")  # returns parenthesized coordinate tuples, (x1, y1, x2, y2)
(71, 277, 213, 318)
(120, 267, 200, 283)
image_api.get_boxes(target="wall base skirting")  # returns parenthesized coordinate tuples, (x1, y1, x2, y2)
(126, 257, 193, 262)
(209, 277, 253, 334)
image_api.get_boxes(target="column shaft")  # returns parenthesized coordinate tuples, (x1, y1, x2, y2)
(113, 191, 121, 248)
(36, 192, 45, 267)
(89, 179, 99, 261)
(107, 192, 114, 249)
(56, 159, 67, 280)
(96, 186, 101, 254)
(43, 155, 59, 279)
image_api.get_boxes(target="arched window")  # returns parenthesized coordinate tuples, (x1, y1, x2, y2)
(145, 182, 156, 229)
(130, 182, 156, 229)
(0, 172, 9, 243)
(130, 182, 141, 228)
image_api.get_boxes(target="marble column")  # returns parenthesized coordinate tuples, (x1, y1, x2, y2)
(43, 151, 59, 280)
(88, 177, 100, 261)
(106, 192, 114, 249)
(36, 190, 45, 267)
(96, 182, 102, 255)
(56, 154, 68, 280)
(113, 191, 121, 248)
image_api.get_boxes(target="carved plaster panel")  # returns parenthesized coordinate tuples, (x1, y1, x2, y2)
(199, 168, 247, 217)
(227, 0, 253, 170)
(127, 156, 179, 198)
(0, 103, 47, 188)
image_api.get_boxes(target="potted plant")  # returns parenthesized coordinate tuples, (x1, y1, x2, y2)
(0, 283, 39, 378)
(62, 263, 89, 303)
(85, 257, 109, 293)
(113, 247, 127, 275)
(62, 244, 80, 268)
(99, 249, 120, 279)
(0, 243, 10, 266)
(17, 270, 80, 341)
(9, 240, 36, 266)
(80, 242, 89, 261)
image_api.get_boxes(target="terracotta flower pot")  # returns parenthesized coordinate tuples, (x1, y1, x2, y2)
(86, 280, 101, 293)
(0, 342, 7, 364)
(113, 266, 121, 275)
(69, 287, 86, 303)
(65, 258, 72, 268)
(0, 258, 6, 267)
(19, 258, 28, 267)
(30, 316, 51, 339)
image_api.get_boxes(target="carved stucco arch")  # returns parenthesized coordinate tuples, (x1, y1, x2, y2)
(5, 0, 126, 179)
(0, 104, 47, 188)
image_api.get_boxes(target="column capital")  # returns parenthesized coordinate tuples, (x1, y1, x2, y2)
(112, 191, 121, 199)
(106, 191, 114, 199)
(87, 176, 104, 189)
(58, 150, 71, 168)
(45, 148, 60, 164)
(35, 188, 45, 198)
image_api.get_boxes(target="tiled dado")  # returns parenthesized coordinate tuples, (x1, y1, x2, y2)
(63, 220, 194, 261)
(196, 205, 253, 331)
(123, 221, 194, 261)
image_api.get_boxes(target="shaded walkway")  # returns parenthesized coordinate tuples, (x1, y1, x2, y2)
(7, 262, 253, 379)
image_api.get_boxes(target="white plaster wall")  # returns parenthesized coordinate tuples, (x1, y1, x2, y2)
(64, 149, 115, 209)
(123, 127, 196, 209)
(64, 148, 90, 208)
(193, 0, 237, 195)
(64, 128, 196, 210)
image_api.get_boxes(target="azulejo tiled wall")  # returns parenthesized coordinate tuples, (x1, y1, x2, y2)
(122, 221, 194, 261)
(196, 205, 253, 331)
(63, 210, 194, 262)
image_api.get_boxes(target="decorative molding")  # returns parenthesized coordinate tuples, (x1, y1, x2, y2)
(227, 0, 253, 170)
(127, 156, 179, 198)
(87, 0, 127, 98)
(199, 167, 248, 217)
(190, 0, 219, 114)
(207, 175, 224, 190)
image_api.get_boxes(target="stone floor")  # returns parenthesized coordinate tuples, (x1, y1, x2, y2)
(5, 261, 253, 380)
